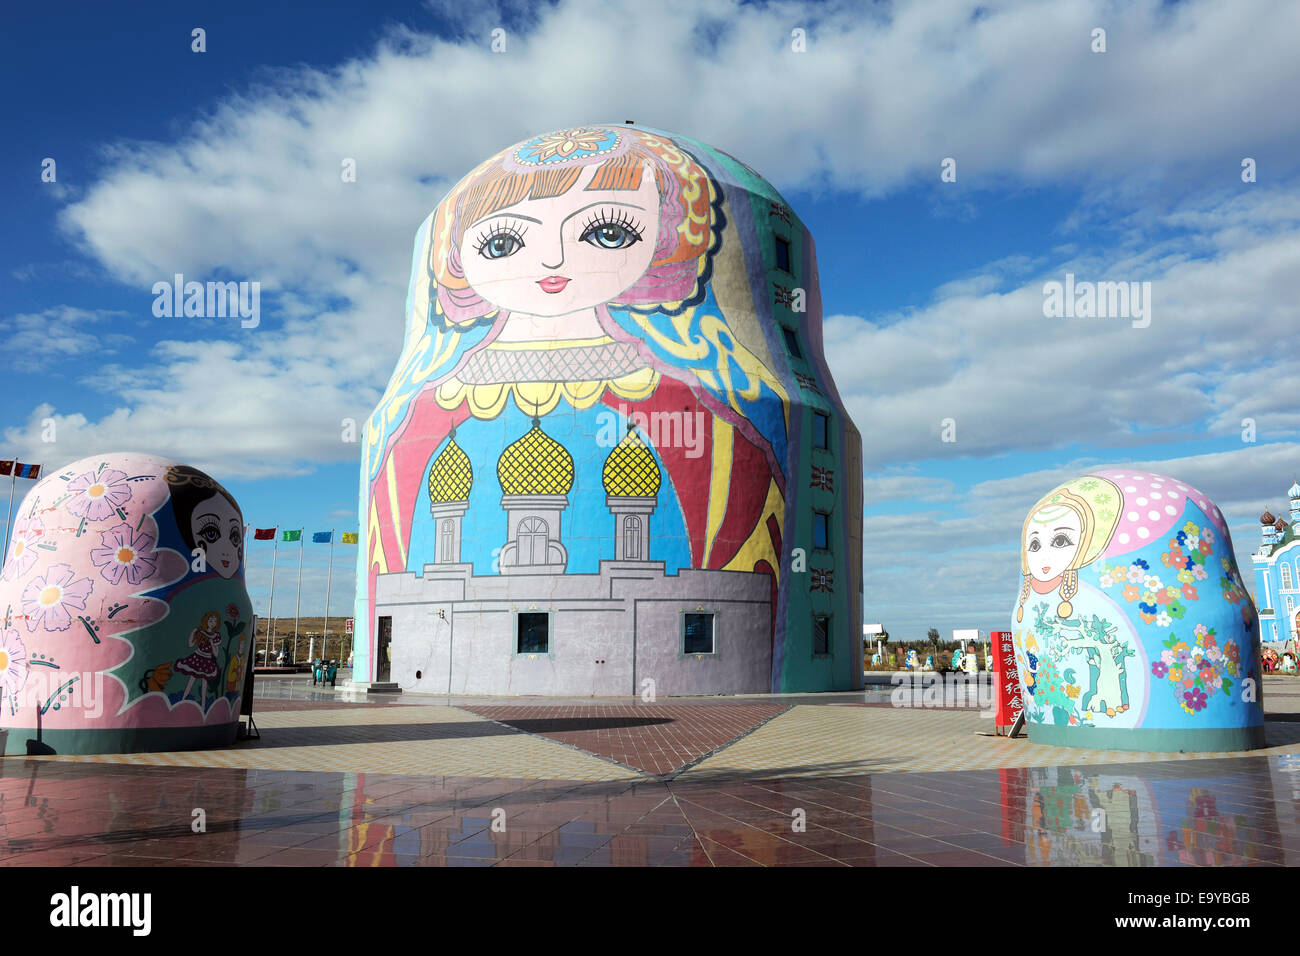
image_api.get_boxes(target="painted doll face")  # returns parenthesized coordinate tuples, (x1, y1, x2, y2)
(1024, 507, 1083, 583)
(458, 161, 661, 319)
(191, 493, 243, 579)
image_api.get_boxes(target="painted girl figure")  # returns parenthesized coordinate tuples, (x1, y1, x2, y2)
(361, 126, 802, 654)
(166, 466, 244, 579)
(174, 610, 221, 710)
(1016, 482, 1120, 624)
(1013, 476, 1143, 725)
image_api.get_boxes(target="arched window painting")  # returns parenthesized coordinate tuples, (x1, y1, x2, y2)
(519, 517, 549, 565)
(623, 515, 642, 560)
(439, 519, 455, 563)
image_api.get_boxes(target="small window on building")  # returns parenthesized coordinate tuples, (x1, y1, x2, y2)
(622, 514, 642, 560)
(439, 519, 454, 563)
(813, 615, 830, 655)
(813, 512, 830, 550)
(517, 612, 549, 654)
(774, 236, 791, 273)
(1283, 564, 1294, 590)
(519, 516, 549, 566)
(684, 612, 715, 654)
(782, 327, 802, 358)
(813, 412, 829, 450)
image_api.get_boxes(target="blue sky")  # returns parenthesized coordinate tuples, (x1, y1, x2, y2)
(3, 0, 1299, 639)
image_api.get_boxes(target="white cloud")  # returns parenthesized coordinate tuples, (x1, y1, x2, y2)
(825, 191, 1300, 470)
(1, 307, 136, 370)
(13, 0, 1292, 482)
(10, 0, 1300, 629)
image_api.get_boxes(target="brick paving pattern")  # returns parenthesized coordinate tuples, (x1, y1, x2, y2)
(30, 706, 639, 781)
(685, 704, 1300, 778)
(461, 704, 788, 776)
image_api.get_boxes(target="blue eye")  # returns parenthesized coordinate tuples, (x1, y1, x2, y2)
(582, 223, 639, 249)
(481, 234, 520, 258)
(580, 209, 643, 250)
(475, 224, 526, 259)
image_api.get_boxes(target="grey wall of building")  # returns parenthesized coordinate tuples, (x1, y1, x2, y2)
(378, 561, 772, 696)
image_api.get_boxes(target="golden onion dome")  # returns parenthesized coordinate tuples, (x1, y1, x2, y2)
(602, 427, 661, 498)
(429, 433, 473, 503)
(498, 419, 574, 496)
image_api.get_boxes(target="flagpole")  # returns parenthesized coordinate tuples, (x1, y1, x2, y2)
(266, 530, 279, 667)
(293, 528, 304, 664)
(322, 530, 335, 662)
(1, 469, 15, 564)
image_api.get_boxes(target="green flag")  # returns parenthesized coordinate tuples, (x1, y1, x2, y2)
(282, 529, 302, 542)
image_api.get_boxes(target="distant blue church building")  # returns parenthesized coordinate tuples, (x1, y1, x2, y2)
(1252, 480, 1300, 645)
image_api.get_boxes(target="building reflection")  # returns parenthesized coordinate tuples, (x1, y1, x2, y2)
(1004, 762, 1287, 866)
(0, 761, 259, 859)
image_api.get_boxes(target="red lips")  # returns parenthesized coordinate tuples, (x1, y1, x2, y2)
(538, 276, 570, 293)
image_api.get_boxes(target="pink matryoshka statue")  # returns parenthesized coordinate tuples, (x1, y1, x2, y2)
(0, 452, 254, 754)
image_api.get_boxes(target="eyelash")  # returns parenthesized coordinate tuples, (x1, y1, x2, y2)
(473, 220, 528, 254)
(580, 208, 644, 240)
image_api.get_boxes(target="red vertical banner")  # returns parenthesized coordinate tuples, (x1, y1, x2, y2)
(1000, 767, 1028, 847)
(991, 630, 1023, 732)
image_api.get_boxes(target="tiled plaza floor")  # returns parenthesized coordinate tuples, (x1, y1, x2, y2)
(3, 755, 1299, 867)
(684, 705, 1300, 778)
(30, 705, 640, 780)
(461, 704, 789, 776)
(2, 677, 1300, 866)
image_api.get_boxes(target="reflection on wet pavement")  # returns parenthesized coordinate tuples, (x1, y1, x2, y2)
(3, 752, 1299, 866)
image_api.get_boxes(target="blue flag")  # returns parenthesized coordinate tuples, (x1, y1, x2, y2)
(312, 531, 333, 543)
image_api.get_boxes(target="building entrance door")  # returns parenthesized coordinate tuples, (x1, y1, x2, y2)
(590, 630, 625, 697)
(377, 616, 392, 682)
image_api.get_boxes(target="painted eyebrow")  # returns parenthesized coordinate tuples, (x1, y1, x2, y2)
(561, 200, 648, 223)
(196, 512, 220, 523)
(1052, 527, 1074, 532)
(467, 200, 648, 232)
(468, 212, 543, 229)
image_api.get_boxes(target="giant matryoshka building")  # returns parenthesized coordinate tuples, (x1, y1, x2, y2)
(356, 125, 862, 696)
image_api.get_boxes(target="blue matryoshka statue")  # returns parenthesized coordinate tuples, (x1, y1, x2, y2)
(1011, 470, 1262, 751)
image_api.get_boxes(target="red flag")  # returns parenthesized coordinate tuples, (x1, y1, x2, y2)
(17, 463, 40, 479)
(253, 528, 276, 540)
(0, 461, 12, 477)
